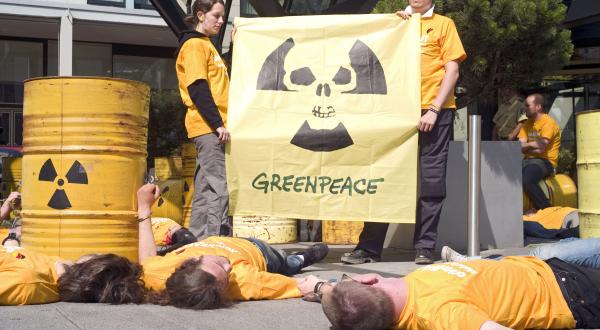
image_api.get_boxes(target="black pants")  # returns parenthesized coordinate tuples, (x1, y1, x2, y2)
(244, 237, 304, 276)
(522, 158, 554, 209)
(546, 258, 600, 328)
(356, 110, 454, 254)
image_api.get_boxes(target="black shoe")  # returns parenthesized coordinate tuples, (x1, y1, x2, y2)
(298, 243, 329, 267)
(415, 248, 434, 265)
(340, 249, 381, 264)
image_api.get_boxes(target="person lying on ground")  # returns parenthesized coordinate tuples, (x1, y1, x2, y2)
(300, 256, 599, 330)
(150, 217, 197, 256)
(136, 184, 329, 310)
(441, 237, 600, 269)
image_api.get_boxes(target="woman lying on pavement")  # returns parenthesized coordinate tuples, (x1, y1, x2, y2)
(135, 184, 329, 310)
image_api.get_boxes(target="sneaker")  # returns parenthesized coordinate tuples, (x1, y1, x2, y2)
(414, 248, 434, 265)
(299, 243, 329, 267)
(440, 246, 482, 262)
(340, 249, 381, 264)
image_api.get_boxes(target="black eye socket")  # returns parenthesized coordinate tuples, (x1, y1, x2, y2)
(290, 67, 316, 86)
(332, 67, 351, 85)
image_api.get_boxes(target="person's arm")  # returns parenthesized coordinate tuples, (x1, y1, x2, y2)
(506, 122, 523, 141)
(228, 263, 302, 300)
(0, 191, 19, 220)
(137, 184, 160, 264)
(418, 60, 461, 132)
(520, 137, 549, 154)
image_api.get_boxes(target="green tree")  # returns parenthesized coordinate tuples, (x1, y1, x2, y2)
(373, 0, 574, 108)
(147, 89, 187, 165)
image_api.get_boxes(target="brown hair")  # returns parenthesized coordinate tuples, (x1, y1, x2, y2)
(529, 93, 545, 110)
(321, 281, 395, 330)
(58, 254, 145, 304)
(184, 0, 225, 26)
(148, 257, 231, 310)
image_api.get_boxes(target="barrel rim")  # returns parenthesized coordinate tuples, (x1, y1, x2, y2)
(24, 76, 150, 90)
(575, 109, 600, 116)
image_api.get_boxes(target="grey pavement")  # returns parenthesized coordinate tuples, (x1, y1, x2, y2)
(0, 244, 533, 330)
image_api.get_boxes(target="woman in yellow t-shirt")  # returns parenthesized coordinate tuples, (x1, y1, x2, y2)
(175, 0, 232, 240)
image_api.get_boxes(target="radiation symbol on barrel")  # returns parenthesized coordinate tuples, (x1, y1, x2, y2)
(157, 185, 169, 207)
(38, 159, 88, 209)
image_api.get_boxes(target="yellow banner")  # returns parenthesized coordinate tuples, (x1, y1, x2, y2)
(227, 14, 421, 223)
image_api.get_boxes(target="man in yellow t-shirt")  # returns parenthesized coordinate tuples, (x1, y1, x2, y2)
(343, 0, 467, 266)
(313, 256, 600, 329)
(518, 93, 561, 210)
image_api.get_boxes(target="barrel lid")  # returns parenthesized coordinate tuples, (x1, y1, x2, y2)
(576, 109, 600, 116)
(24, 76, 150, 90)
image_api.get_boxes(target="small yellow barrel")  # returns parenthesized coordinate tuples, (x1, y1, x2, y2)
(21, 77, 149, 261)
(322, 220, 364, 244)
(522, 174, 577, 211)
(577, 109, 600, 238)
(181, 143, 196, 228)
(233, 216, 297, 243)
(152, 180, 183, 224)
(1, 157, 22, 198)
(154, 156, 182, 181)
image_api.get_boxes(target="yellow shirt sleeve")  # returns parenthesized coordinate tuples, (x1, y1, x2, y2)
(518, 124, 528, 140)
(228, 263, 301, 301)
(181, 40, 210, 88)
(440, 19, 467, 65)
(0, 269, 60, 305)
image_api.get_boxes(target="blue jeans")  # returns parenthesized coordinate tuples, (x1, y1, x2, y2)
(522, 158, 554, 209)
(244, 237, 304, 276)
(531, 238, 600, 269)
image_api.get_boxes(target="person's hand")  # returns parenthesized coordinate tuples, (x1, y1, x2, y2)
(137, 184, 160, 217)
(417, 110, 438, 132)
(395, 10, 411, 20)
(296, 275, 322, 296)
(216, 126, 231, 144)
(5, 191, 20, 209)
(231, 26, 237, 42)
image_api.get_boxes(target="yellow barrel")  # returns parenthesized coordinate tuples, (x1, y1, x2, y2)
(522, 174, 577, 211)
(154, 156, 182, 181)
(1, 157, 22, 198)
(577, 109, 600, 238)
(233, 216, 297, 243)
(182, 143, 196, 228)
(151, 179, 183, 224)
(322, 220, 364, 244)
(21, 77, 149, 261)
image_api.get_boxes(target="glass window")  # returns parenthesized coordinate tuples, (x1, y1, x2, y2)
(73, 43, 112, 77)
(87, 0, 126, 8)
(47, 40, 59, 76)
(289, 0, 332, 14)
(0, 112, 10, 145)
(240, 0, 259, 17)
(14, 112, 22, 146)
(0, 40, 43, 104)
(134, 0, 154, 10)
(113, 55, 177, 90)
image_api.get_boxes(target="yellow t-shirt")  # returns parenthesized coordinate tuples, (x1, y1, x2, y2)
(0, 246, 63, 305)
(395, 257, 575, 330)
(151, 217, 180, 246)
(141, 237, 301, 300)
(524, 206, 578, 230)
(176, 37, 229, 139)
(420, 13, 467, 110)
(518, 114, 561, 167)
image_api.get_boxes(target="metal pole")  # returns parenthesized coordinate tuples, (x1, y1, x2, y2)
(467, 114, 481, 257)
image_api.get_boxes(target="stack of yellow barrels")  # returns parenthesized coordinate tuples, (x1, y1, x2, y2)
(1, 157, 22, 198)
(577, 110, 600, 237)
(152, 157, 183, 224)
(233, 216, 297, 243)
(522, 174, 578, 212)
(322, 220, 364, 244)
(21, 77, 149, 261)
(181, 143, 196, 228)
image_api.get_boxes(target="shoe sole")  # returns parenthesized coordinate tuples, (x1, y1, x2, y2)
(415, 257, 434, 265)
(340, 256, 380, 264)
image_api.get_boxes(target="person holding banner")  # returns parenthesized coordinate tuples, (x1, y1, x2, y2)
(175, 0, 233, 240)
(341, 0, 467, 265)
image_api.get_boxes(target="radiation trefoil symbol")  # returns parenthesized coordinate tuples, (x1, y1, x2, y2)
(38, 159, 88, 209)
(157, 185, 170, 207)
(256, 38, 388, 152)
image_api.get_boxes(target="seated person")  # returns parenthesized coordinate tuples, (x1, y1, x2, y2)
(304, 256, 600, 329)
(150, 217, 197, 256)
(136, 185, 329, 310)
(519, 93, 560, 211)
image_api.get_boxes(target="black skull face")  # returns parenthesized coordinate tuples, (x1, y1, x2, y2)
(257, 38, 387, 152)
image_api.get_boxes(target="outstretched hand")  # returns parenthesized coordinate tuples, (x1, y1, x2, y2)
(137, 184, 160, 216)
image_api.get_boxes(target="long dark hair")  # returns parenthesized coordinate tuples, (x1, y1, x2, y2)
(58, 254, 146, 304)
(147, 257, 231, 309)
(184, 0, 225, 26)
